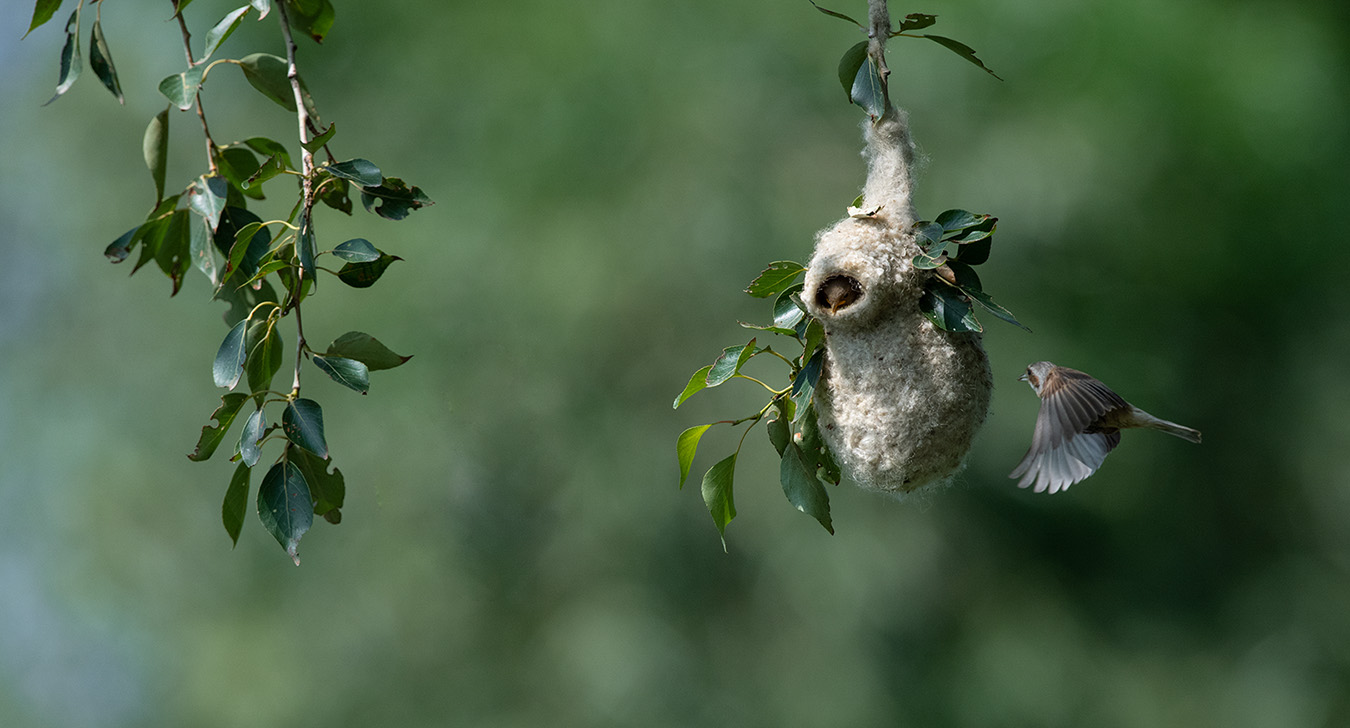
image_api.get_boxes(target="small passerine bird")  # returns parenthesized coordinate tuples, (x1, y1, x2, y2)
(1010, 361, 1201, 494)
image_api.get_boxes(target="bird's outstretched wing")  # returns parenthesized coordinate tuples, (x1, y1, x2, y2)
(1010, 367, 1129, 493)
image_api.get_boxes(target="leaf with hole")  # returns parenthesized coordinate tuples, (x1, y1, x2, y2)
(677, 424, 713, 489)
(359, 178, 433, 220)
(188, 392, 248, 462)
(257, 460, 312, 565)
(282, 398, 327, 459)
(895, 13, 937, 33)
(216, 146, 265, 200)
(189, 174, 229, 232)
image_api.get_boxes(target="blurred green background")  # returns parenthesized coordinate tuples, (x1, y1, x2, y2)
(2, 0, 1349, 725)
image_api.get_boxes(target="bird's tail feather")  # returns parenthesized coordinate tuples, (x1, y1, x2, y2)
(1148, 417, 1202, 444)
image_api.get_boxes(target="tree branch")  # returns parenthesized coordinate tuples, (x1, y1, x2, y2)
(171, 1, 219, 172)
(866, 0, 894, 116)
(274, 2, 316, 396)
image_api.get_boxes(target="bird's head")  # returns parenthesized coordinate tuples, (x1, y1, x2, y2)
(1020, 361, 1057, 396)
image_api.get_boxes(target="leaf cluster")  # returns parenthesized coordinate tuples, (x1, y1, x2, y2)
(673, 262, 841, 548)
(29, 1, 428, 563)
(911, 209, 1028, 333)
(812, 2, 1001, 118)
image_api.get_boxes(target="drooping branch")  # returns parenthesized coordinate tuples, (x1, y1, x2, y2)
(274, 2, 314, 395)
(170, 1, 218, 171)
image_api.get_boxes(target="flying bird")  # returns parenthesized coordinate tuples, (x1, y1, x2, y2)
(1011, 361, 1201, 493)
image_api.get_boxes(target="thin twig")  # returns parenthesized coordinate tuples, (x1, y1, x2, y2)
(274, 2, 316, 396)
(170, 1, 218, 172)
(866, 0, 894, 115)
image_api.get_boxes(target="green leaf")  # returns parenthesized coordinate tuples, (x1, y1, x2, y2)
(701, 453, 737, 549)
(921, 34, 1003, 80)
(359, 177, 433, 220)
(326, 159, 381, 187)
(213, 319, 248, 389)
(290, 447, 344, 523)
(964, 285, 1030, 332)
(298, 220, 317, 281)
(43, 10, 81, 106)
(745, 260, 806, 298)
(243, 153, 287, 191)
(798, 403, 841, 485)
(913, 221, 946, 252)
(706, 338, 757, 387)
(238, 52, 306, 112)
(331, 238, 379, 262)
(284, 0, 336, 43)
(318, 176, 352, 215)
(336, 252, 401, 288)
(810, 1, 861, 26)
(312, 355, 369, 394)
(324, 331, 411, 371)
(143, 108, 169, 205)
(174, 0, 196, 15)
(216, 146, 265, 200)
(677, 424, 713, 489)
(202, 6, 251, 61)
(243, 137, 293, 170)
(188, 392, 248, 462)
(250, 0, 271, 18)
(240, 406, 265, 467)
(222, 462, 250, 546)
(792, 347, 824, 418)
(188, 212, 219, 285)
(935, 209, 983, 233)
(919, 279, 982, 333)
(244, 317, 284, 396)
(781, 443, 834, 534)
(301, 122, 336, 153)
(189, 174, 229, 232)
(953, 237, 991, 266)
(216, 208, 271, 285)
(104, 226, 140, 264)
(158, 64, 206, 111)
(673, 365, 712, 409)
(837, 41, 867, 100)
(282, 398, 327, 458)
(766, 404, 790, 457)
(801, 318, 825, 360)
(150, 209, 192, 294)
(88, 19, 123, 103)
(895, 13, 938, 33)
(912, 250, 947, 270)
(24, 0, 64, 38)
(738, 321, 798, 337)
(851, 53, 887, 120)
(773, 284, 806, 330)
(257, 460, 312, 565)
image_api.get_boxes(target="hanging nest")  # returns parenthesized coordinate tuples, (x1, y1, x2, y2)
(801, 110, 992, 494)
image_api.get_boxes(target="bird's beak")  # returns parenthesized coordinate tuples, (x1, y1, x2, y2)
(1017, 373, 1028, 382)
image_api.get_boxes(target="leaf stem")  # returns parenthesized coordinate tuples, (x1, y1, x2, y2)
(170, 1, 219, 173)
(733, 373, 783, 395)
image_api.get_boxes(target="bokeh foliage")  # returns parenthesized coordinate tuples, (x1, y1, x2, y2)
(2, 0, 1349, 726)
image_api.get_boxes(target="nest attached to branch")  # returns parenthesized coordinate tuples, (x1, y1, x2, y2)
(801, 110, 992, 495)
